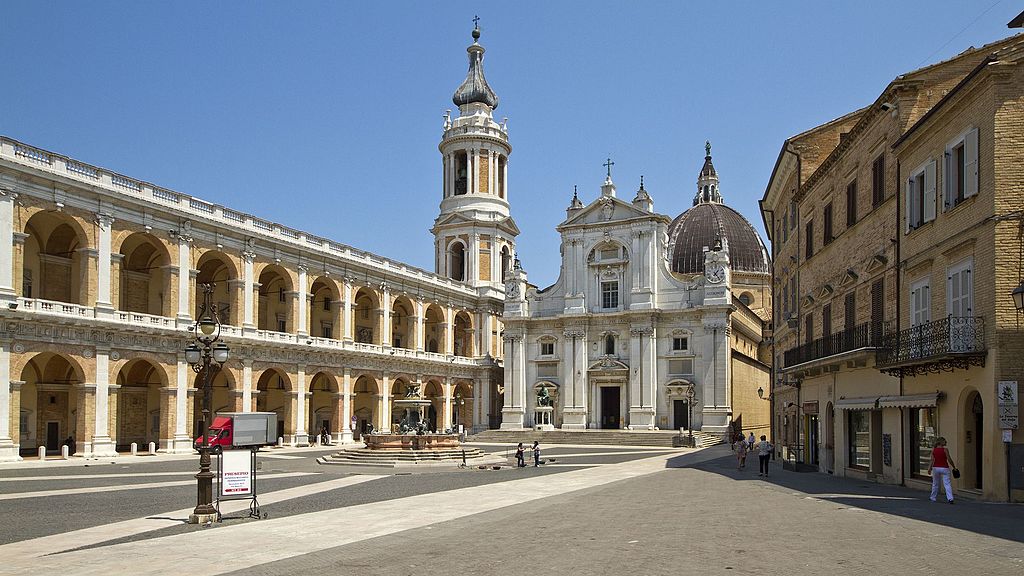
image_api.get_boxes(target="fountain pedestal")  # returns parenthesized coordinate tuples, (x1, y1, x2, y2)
(534, 406, 555, 431)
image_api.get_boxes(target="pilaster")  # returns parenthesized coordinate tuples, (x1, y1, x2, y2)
(0, 190, 18, 303)
(0, 341, 20, 461)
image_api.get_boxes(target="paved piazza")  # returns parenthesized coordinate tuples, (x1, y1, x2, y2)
(0, 444, 1020, 575)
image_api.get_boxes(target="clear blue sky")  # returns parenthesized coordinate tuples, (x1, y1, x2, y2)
(1, 2, 1018, 285)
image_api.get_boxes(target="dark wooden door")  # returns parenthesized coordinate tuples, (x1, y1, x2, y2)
(673, 400, 689, 430)
(600, 387, 620, 429)
(45, 422, 59, 452)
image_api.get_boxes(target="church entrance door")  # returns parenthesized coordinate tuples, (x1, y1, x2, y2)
(600, 387, 620, 429)
(673, 400, 689, 430)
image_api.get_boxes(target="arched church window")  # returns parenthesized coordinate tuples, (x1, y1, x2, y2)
(501, 246, 511, 281)
(450, 242, 466, 281)
(455, 152, 468, 196)
(604, 334, 616, 355)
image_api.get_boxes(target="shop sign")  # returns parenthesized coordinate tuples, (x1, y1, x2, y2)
(802, 401, 818, 415)
(998, 381, 1018, 430)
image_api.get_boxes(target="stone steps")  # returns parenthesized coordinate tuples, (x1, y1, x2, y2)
(318, 446, 505, 468)
(467, 430, 725, 448)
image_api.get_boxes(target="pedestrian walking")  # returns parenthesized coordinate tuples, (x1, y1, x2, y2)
(928, 436, 957, 503)
(747, 432, 756, 451)
(533, 440, 540, 467)
(515, 442, 525, 467)
(726, 423, 735, 450)
(735, 436, 748, 470)
(756, 435, 772, 477)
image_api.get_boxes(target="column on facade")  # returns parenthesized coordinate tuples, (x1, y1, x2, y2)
(242, 251, 256, 329)
(631, 231, 641, 289)
(482, 314, 493, 358)
(241, 359, 253, 413)
(73, 382, 96, 456)
(562, 328, 589, 429)
(415, 300, 425, 351)
(91, 348, 117, 456)
(472, 378, 482, 432)
(500, 334, 526, 429)
(0, 190, 17, 302)
(339, 368, 353, 443)
(469, 233, 480, 285)
(445, 306, 456, 354)
(467, 149, 475, 198)
(94, 214, 114, 312)
(294, 365, 309, 446)
(296, 265, 308, 337)
(628, 326, 656, 429)
(342, 280, 353, 341)
(502, 156, 509, 199)
(176, 235, 191, 322)
(173, 352, 192, 452)
(699, 320, 731, 431)
(445, 153, 453, 198)
(158, 385, 176, 451)
(0, 341, 18, 461)
(380, 372, 391, 432)
(381, 284, 392, 346)
(443, 377, 453, 431)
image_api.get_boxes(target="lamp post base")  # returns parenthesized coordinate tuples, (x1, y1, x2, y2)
(188, 511, 218, 525)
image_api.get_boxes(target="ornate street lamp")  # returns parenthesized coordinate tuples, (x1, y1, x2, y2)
(1011, 280, 1024, 312)
(186, 283, 230, 524)
(685, 384, 698, 447)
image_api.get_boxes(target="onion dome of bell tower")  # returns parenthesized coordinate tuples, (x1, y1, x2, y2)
(453, 22, 499, 110)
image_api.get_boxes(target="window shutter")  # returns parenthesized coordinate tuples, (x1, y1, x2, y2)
(923, 285, 931, 323)
(923, 161, 936, 222)
(905, 178, 914, 232)
(964, 128, 979, 198)
(943, 150, 952, 209)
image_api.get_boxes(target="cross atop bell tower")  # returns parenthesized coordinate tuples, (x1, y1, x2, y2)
(432, 21, 519, 293)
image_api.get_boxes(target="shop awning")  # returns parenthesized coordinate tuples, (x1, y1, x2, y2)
(877, 392, 940, 409)
(836, 396, 878, 410)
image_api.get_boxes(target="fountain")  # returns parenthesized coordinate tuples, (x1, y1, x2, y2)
(319, 382, 503, 468)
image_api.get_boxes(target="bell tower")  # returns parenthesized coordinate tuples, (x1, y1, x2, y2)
(432, 21, 519, 293)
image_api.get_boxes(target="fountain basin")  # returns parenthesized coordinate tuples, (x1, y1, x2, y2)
(364, 433, 461, 451)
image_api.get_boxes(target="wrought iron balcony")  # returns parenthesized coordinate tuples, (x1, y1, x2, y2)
(876, 316, 986, 377)
(783, 321, 891, 369)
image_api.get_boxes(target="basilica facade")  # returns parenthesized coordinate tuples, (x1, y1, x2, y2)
(0, 26, 512, 461)
(501, 146, 772, 434)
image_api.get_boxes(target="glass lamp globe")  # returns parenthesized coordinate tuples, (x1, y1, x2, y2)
(1012, 281, 1024, 312)
(185, 343, 202, 365)
(198, 315, 217, 336)
(212, 342, 230, 364)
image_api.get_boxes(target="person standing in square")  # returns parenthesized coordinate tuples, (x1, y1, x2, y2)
(532, 440, 541, 467)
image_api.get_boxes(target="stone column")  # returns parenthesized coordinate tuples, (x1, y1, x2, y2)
(241, 359, 253, 413)
(446, 306, 456, 354)
(469, 234, 480, 285)
(242, 249, 256, 329)
(74, 383, 97, 457)
(472, 379, 483, 432)
(176, 234, 192, 324)
(94, 214, 115, 316)
(296, 265, 308, 337)
(9, 381, 23, 456)
(700, 319, 731, 432)
(500, 334, 526, 429)
(293, 365, 309, 446)
(439, 377, 450, 431)
(342, 280, 353, 341)
(415, 300, 425, 351)
(467, 149, 475, 198)
(561, 328, 588, 429)
(340, 368, 353, 443)
(0, 190, 18, 303)
(381, 284, 392, 347)
(628, 326, 656, 429)
(0, 340, 20, 461)
(91, 348, 117, 456)
(172, 352, 193, 452)
(482, 313, 493, 358)
(502, 156, 509, 199)
(380, 372, 391, 433)
(158, 386, 177, 451)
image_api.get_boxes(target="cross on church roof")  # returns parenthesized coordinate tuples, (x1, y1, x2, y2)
(603, 157, 615, 179)
(473, 15, 480, 28)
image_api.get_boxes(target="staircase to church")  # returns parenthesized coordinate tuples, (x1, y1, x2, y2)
(318, 446, 504, 468)
(467, 429, 725, 449)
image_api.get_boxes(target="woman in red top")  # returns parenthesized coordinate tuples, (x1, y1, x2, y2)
(927, 436, 957, 503)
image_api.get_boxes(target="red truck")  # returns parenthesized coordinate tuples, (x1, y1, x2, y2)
(193, 412, 277, 453)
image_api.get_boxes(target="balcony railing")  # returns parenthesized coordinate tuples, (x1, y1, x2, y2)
(876, 316, 985, 376)
(783, 321, 891, 368)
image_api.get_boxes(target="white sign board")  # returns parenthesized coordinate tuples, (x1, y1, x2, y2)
(997, 380, 1018, 430)
(220, 450, 252, 497)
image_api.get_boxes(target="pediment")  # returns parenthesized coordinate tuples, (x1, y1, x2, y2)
(838, 269, 859, 287)
(561, 196, 650, 227)
(588, 357, 629, 372)
(432, 213, 520, 235)
(865, 254, 888, 273)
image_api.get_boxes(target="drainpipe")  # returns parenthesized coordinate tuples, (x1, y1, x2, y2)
(895, 157, 905, 487)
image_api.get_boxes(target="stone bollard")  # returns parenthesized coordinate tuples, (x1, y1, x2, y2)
(38, 446, 46, 460)
(61, 445, 69, 459)
(148, 442, 157, 455)
(131, 442, 138, 456)
(277, 436, 284, 448)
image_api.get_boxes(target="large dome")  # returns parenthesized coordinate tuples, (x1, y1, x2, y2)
(668, 202, 770, 275)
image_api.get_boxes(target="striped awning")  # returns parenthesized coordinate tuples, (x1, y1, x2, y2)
(836, 396, 878, 410)
(877, 393, 940, 409)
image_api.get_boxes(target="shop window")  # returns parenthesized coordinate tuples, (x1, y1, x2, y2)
(848, 410, 871, 469)
(910, 407, 937, 477)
